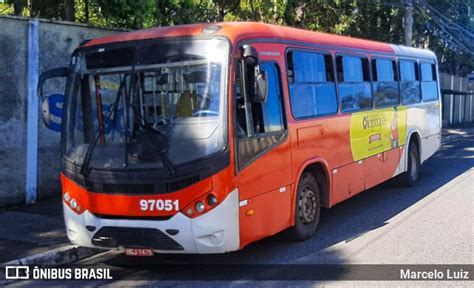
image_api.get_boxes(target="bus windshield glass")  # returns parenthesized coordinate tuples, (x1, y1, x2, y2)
(64, 38, 229, 173)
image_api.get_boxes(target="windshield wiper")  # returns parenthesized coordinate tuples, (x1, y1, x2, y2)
(129, 121, 176, 176)
(161, 153, 176, 175)
(80, 73, 176, 177)
(80, 75, 127, 176)
(154, 129, 176, 175)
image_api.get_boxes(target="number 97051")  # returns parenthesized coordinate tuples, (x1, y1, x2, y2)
(139, 199, 179, 212)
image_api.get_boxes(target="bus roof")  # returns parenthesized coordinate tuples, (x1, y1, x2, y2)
(82, 22, 436, 59)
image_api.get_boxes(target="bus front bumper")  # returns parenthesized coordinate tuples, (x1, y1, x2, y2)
(63, 189, 240, 254)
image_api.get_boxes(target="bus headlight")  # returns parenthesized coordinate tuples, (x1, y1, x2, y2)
(63, 191, 84, 215)
(195, 201, 205, 213)
(207, 194, 218, 206)
(182, 192, 221, 218)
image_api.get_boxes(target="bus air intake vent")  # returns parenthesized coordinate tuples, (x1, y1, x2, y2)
(165, 175, 200, 192)
(93, 214, 172, 221)
(91, 227, 184, 250)
(102, 183, 155, 194)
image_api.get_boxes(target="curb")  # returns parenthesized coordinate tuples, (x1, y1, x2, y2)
(0, 245, 104, 283)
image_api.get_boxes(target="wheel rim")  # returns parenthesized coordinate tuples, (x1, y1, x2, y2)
(410, 150, 418, 181)
(299, 187, 317, 224)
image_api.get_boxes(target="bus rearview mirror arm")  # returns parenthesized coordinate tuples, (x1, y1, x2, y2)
(38, 67, 70, 100)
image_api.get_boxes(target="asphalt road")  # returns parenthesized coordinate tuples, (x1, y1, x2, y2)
(20, 135, 474, 286)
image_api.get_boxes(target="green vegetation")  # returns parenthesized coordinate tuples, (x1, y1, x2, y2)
(1, 0, 473, 74)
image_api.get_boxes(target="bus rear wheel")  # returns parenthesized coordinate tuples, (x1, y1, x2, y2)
(401, 141, 420, 187)
(288, 172, 321, 241)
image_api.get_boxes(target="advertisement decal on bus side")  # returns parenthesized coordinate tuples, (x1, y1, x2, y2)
(350, 106, 407, 161)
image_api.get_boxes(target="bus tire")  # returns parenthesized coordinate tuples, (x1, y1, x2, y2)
(401, 140, 420, 187)
(288, 172, 321, 241)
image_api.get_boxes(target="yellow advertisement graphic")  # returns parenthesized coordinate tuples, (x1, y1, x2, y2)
(350, 107, 407, 161)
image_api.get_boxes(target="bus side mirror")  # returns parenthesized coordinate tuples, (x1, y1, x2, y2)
(38, 67, 69, 131)
(242, 45, 268, 103)
(242, 45, 259, 66)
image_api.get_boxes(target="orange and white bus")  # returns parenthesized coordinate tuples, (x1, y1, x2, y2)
(39, 22, 441, 254)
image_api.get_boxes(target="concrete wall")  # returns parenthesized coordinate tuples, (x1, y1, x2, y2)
(0, 15, 121, 207)
(0, 18, 28, 207)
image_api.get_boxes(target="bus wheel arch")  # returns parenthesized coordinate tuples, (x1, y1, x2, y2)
(287, 160, 330, 241)
(405, 131, 421, 167)
(301, 162, 330, 208)
(401, 132, 421, 186)
(288, 171, 321, 240)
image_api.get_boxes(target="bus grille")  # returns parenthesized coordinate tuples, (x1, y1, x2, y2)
(91, 227, 184, 250)
(91, 174, 200, 194)
(165, 175, 200, 192)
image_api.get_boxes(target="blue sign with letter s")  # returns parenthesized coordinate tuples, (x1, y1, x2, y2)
(47, 94, 64, 132)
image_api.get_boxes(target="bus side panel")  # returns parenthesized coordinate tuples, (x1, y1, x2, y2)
(238, 184, 293, 248)
(420, 102, 441, 163)
(331, 161, 364, 205)
(363, 154, 384, 189)
(364, 146, 403, 190)
(380, 147, 404, 180)
(291, 116, 353, 174)
(421, 132, 441, 162)
(332, 145, 404, 206)
(404, 103, 441, 165)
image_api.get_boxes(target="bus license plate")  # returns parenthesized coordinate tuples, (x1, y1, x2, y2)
(124, 248, 154, 257)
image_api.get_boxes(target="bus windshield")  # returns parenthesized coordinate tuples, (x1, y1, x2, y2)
(63, 38, 229, 173)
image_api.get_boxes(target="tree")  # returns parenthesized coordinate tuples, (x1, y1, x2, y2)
(3, 0, 27, 16)
(233, 0, 289, 24)
(63, 0, 75, 21)
(1, 0, 472, 75)
(413, 0, 474, 75)
(93, 0, 156, 29)
(13, 0, 27, 15)
(212, 0, 240, 21)
(155, 0, 215, 27)
(29, 0, 74, 21)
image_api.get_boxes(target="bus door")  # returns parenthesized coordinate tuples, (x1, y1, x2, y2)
(234, 54, 292, 245)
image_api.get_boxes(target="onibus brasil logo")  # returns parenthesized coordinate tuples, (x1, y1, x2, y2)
(4, 266, 112, 280)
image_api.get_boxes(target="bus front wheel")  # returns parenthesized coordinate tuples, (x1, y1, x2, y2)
(288, 172, 321, 241)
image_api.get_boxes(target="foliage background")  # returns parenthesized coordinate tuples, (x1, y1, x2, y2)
(1, 0, 473, 75)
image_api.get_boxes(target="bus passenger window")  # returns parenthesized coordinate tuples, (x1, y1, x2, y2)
(372, 58, 399, 107)
(399, 60, 421, 105)
(337, 55, 372, 112)
(287, 51, 337, 118)
(420, 63, 438, 102)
